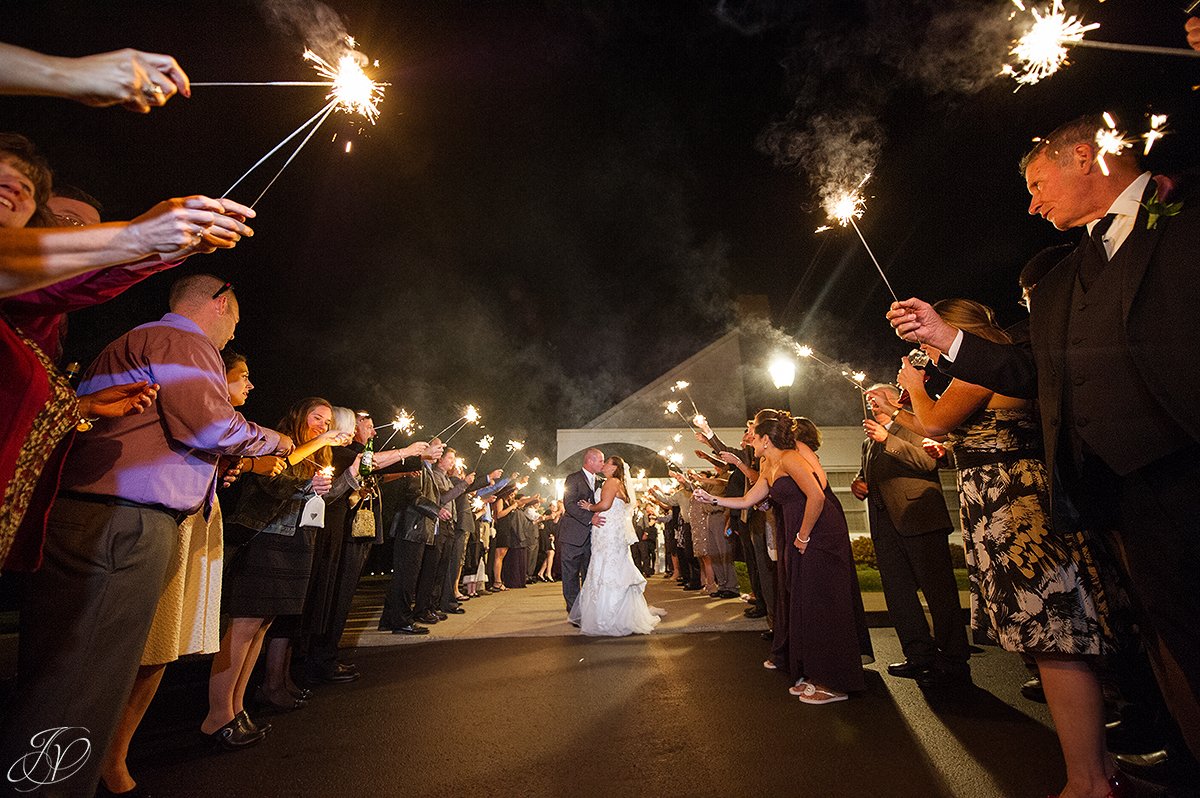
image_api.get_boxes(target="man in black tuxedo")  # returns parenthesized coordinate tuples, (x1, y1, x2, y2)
(559, 447, 607, 614)
(854, 385, 968, 688)
(888, 114, 1200, 758)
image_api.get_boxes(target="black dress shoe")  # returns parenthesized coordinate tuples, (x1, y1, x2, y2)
(236, 709, 271, 735)
(433, 610, 448, 620)
(206, 716, 265, 750)
(416, 611, 440, 624)
(313, 664, 361, 683)
(761, 629, 774, 641)
(287, 686, 313, 701)
(443, 606, 466, 615)
(886, 661, 930, 679)
(712, 589, 739, 599)
(255, 687, 308, 713)
(744, 606, 768, 619)
(682, 584, 701, 591)
(915, 668, 972, 689)
(392, 623, 430, 635)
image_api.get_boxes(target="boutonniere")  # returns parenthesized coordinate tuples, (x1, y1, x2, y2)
(1140, 188, 1183, 230)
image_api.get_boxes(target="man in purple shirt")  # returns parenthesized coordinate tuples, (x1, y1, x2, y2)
(0, 274, 291, 797)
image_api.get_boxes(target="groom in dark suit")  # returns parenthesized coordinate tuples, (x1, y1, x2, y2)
(559, 447, 607, 614)
(888, 113, 1200, 758)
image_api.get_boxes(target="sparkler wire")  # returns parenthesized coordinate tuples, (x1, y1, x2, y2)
(223, 98, 337, 198)
(1073, 40, 1200, 59)
(250, 102, 339, 208)
(192, 81, 335, 87)
(848, 217, 899, 304)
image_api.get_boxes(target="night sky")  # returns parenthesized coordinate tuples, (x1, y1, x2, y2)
(6, 0, 1199, 470)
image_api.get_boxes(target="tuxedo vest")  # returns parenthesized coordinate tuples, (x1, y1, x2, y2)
(1062, 238, 1187, 475)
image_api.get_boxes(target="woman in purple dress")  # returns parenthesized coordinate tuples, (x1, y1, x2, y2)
(696, 410, 867, 704)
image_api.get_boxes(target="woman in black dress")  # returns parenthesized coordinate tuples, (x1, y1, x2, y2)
(696, 410, 867, 704)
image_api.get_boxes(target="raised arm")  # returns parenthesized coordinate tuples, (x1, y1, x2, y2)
(0, 42, 190, 110)
(0, 197, 253, 299)
(896, 357, 992, 437)
(695, 473, 769, 510)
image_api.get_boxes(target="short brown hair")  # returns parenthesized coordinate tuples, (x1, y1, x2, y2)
(1018, 113, 1141, 176)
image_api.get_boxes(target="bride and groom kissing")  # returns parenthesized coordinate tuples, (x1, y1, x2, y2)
(560, 448, 664, 636)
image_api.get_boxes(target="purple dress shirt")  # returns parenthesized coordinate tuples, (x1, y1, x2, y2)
(60, 312, 282, 513)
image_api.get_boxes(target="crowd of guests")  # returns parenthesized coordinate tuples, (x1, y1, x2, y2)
(0, 27, 1198, 798)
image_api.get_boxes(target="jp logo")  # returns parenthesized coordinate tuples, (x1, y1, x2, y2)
(6, 727, 92, 792)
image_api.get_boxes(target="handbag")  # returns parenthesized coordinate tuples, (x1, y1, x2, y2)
(351, 496, 377, 539)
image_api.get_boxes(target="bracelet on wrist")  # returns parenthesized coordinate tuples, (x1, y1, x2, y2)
(797, 536, 811, 544)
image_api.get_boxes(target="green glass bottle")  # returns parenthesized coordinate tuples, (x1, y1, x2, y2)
(359, 435, 374, 477)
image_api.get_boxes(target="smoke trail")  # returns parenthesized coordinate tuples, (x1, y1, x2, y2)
(257, 0, 354, 60)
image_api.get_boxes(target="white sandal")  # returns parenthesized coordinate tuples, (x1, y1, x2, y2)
(763, 659, 777, 670)
(787, 677, 809, 695)
(795, 683, 848, 705)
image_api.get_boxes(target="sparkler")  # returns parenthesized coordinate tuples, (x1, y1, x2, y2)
(795, 344, 871, 392)
(437, 404, 482, 444)
(376, 409, 416, 449)
(500, 439, 525, 469)
(1093, 112, 1133, 177)
(527, 457, 542, 472)
(664, 400, 698, 433)
(821, 175, 900, 304)
(477, 435, 494, 453)
(220, 41, 386, 207)
(1004, 1, 1199, 90)
(670, 380, 702, 417)
(1144, 114, 1168, 156)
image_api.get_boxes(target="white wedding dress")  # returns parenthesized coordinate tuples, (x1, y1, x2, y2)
(569, 494, 665, 636)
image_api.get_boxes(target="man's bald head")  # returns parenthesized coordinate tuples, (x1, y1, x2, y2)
(168, 274, 239, 349)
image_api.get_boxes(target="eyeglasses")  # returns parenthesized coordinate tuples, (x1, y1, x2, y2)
(211, 281, 233, 300)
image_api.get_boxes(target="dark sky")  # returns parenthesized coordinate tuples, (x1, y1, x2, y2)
(7, 0, 1199, 470)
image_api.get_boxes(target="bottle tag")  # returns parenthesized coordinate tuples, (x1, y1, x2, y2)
(303, 494, 326, 528)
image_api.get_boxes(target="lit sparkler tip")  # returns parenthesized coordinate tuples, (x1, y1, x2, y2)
(826, 189, 866, 227)
(797, 345, 814, 358)
(672, 380, 690, 391)
(664, 401, 681, 414)
(463, 404, 480, 424)
(637, 469, 646, 480)
(657, 449, 667, 457)
(319, 466, 335, 477)
(1094, 114, 1133, 177)
(672, 434, 682, 443)
(527, 457, 541, 472)
(1143, 114, 1169, 156)
(1005, 0, 1100, 89)
(477, 434, 494, 452)
(305, 43, 386, 124)
(506, 440, 524, 452)
(669, 453, 684, 465)
(454, 456, 466, 472)
(692, 414, 707, 428)
(391, 409, 415, 433)
(540, 477, 550, 486)
(852, 371, 867, 383)
(814, 225, 832, 234)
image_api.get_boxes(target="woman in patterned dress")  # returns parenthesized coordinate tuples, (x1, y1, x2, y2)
(884, 298, 1117, 798)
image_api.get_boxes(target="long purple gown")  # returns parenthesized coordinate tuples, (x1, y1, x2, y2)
(768, 474, 869, 694)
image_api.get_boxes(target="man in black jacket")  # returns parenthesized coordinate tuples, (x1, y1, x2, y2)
(855, 385, 967, 688)
(887, 114, 1200, 758)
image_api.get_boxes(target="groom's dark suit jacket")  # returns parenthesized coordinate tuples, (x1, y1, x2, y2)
(939, 178, 1199, 487)
(558, 469, 596, 548)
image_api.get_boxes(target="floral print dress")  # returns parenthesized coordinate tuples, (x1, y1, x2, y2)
(948, 408, 1113, 655)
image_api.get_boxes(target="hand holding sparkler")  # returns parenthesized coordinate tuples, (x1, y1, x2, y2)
(118, 196, 255, 261)
(313, 465, 335, 496)
(886, 299, 960, 352)
(0, 43, 189, 111)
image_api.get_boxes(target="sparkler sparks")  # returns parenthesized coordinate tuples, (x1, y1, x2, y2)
(376, 409, 416, 449)
(664, 401, 680, 415)
(692, 414, 707, 429)
(507, 440, 525, 453)
(1094, 113, 1133, 177)
(826, 189, 866, 227)
(1144, 114, 1168, 156)
(302, 48, 386, 124)
(1004, 0, 1098, 88)
(477, 435, 494, 452)
(669, 453, 684, 465)
(527, 457, 542, 472)
(672, 434, 682, 443)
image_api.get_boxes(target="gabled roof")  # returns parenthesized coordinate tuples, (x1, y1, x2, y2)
(582, 330, 748, 429)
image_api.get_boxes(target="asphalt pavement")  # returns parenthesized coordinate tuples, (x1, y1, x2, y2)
(115, 578, 1099, 798)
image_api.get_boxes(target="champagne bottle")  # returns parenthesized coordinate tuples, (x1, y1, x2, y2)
(359, 435, 374, 477)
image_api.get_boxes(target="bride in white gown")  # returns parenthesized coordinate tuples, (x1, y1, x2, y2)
(569, 455, 665, 636)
